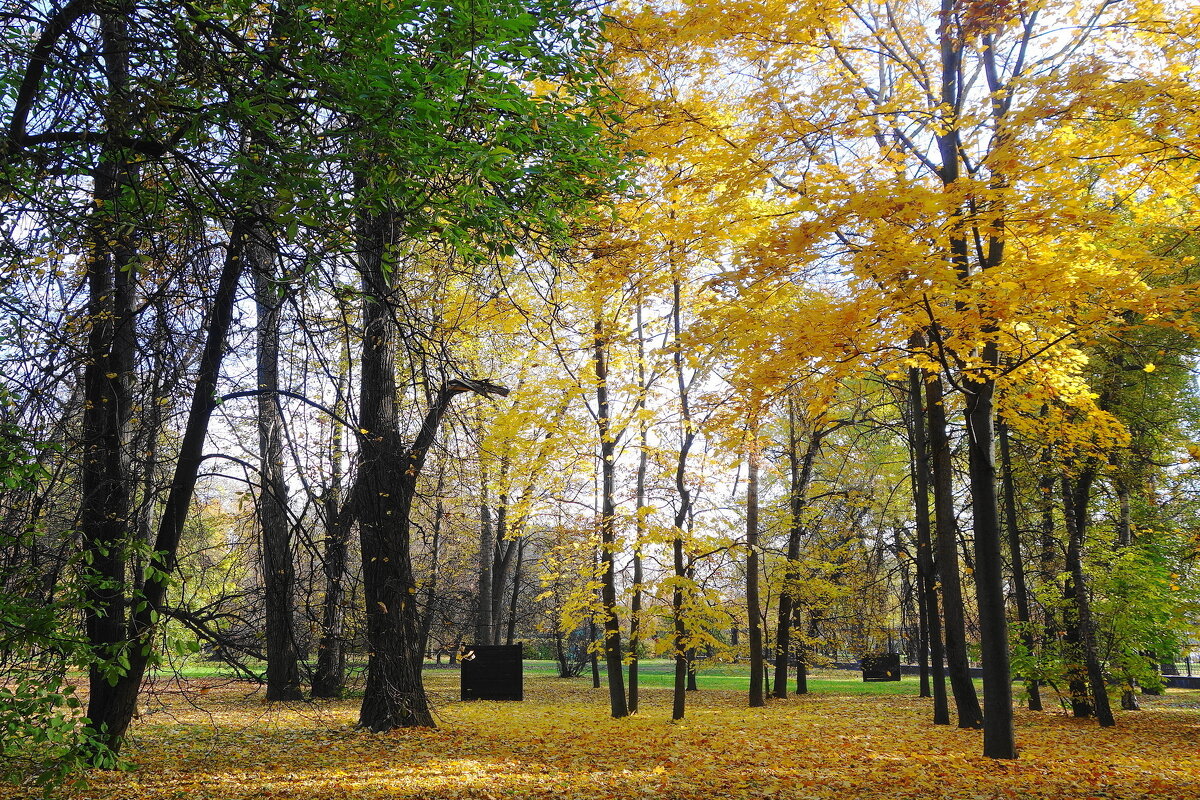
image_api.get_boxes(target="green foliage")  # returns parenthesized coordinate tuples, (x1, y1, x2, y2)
(0, 406, 120, 795)
(312, 0, 626, 257)
(1091, 528, 1200, 691)
(0, 677, 121, 796)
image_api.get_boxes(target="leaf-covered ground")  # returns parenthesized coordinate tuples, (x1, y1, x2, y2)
(18, 673, 1200, 799)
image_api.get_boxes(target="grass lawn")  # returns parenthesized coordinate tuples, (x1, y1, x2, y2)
(11, 663, 1199, 800)
(171, 658, 928, 695)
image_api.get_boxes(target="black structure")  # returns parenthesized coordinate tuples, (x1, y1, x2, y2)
(861, 653, 902, 682)
(460, 643, 524, 701)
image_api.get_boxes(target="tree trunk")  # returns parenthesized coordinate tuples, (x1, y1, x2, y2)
(354, 209, 431, 731)
(998, 415, 1041, 711)
(476, 475, 494, 646)
(313, 370, 350, 699)
(589, 610, 601, 689)
(86, 216, 249, 756)
(925, 371, 984, 729)
(490, 495, 516, 646)
(419, 466, 447, 660)
(80, 8, 138, 744)
(746, 442, 765, 708)
(774, 398, 820, 699)
(964, 345, 1017, 757)
(628, 302, 649, 714)
(670, 277, 696, 720)
(593, 322, 628, 718)
(908, 362, 949, 722)
(253, 216, 303, 701)
(505, 536, 524, 645)
(1063, 471, 1115, 727)
(793, 604, 807, 695)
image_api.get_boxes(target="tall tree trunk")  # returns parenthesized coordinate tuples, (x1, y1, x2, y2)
(505, 536, 524, 645)
(670, 278, 697, 721)
(925, 372, 983, 729)
(354, 209, 432, 731)
(593, 321, 628, 718)
(793, 604, 808, 695)
(964, 344, 1017, 756)
(87, 216, 249, 756)
(908, 362, 948, 723)
(589, 608, 601, 689)
(775, 398, 820, 699)
(628, 302, 649, 714)
(476, 473, 494, 646)
(915, 557, 931, 698)
(998, 415, 1040, 711)
(80, 7, 138, 743)
(1063, 471, 1115, 727)
(490, 486, 516, 646)
(419, 466, 447, 659)
(357, 372, 500, 729)
(253, 217, 302, 701)
(313, 366, 350, 699)
(746, 440, 765, 708)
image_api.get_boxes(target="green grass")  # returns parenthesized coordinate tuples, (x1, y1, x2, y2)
(164, 656, 929, 696)
(531, 659, 927, 695)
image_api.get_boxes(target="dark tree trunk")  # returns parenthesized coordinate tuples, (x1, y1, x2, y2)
(87, 216, 249, 756)
(353, 208, 432, 730)
(490, 494, 517, 646)
(589, 610, 601, 689)
(313, 379, 350, 699)
(352, 216, 511, 730)
(506, 536, 524, 646)
(593, 323, 628, 718)
(669, 278, 696, 720)
(1063, 472, 1115, 727)
(419, 471, 446, 657)
(998, 415, 1041, 711)
(80, 8, 137, 741)
(746, 443, 765, 708)
(253, 216, 303, 702)
(964, 344, 1017, 757)
(629, 303, 649, 714)
(909, 362, 948, 723)
(925, 372, 983, 729)
(774, 398, 820, 699)
(793, 604, 807, 695)
(916, 560, 931, 698)
(476, 477, 494, 646)
(628, 462, 645, 712)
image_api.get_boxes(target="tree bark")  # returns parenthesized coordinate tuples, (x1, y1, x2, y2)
(86, 215, 249, 755)
(79, 7, 138, 742)
(1063, 471, 1115, 727)
(793, 603, 807, 695)
(670, 277, 697, 721)
(476, 473, 494, 646)
(998, 415, 1041, 711)
(313, 372, 351, 699)
(908, 361, 949, 722)
(628, 302, 649, 714)
(925, 371, 984, 729)
(593, 321, 628, 718)
(506, 536, 524, 646)
(964, 343, 1017, 756)
(252, 215, 302, 701)
(746, 441, 765, 708)
(774, 398, 820, 699)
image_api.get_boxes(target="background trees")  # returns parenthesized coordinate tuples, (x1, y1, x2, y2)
(2, 0, 1199, 784)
